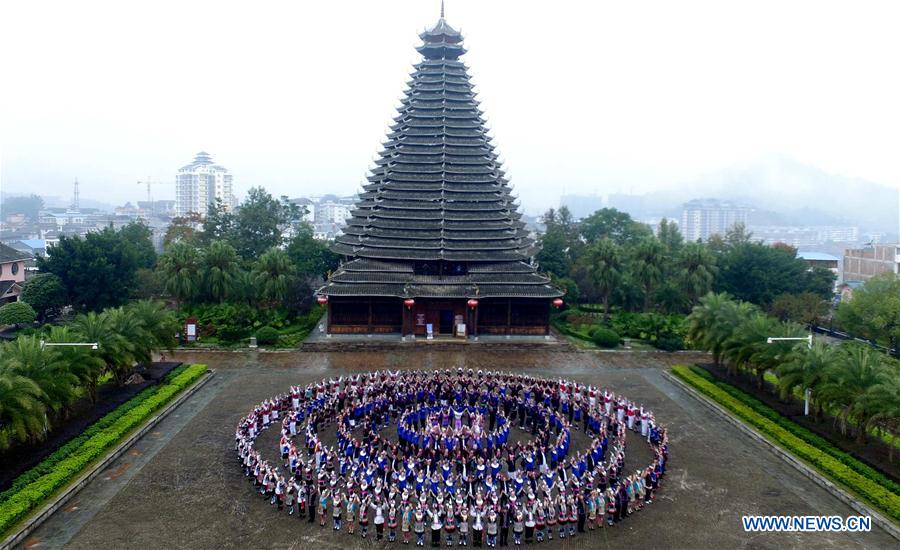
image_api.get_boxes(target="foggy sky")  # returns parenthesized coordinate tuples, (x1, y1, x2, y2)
(2, 0, 899, 214)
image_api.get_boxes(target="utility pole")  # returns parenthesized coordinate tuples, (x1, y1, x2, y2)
(766, 333, 814, 415)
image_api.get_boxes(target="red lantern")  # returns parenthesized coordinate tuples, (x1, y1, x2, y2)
(467, 299, 479, 309)
(552, 298, 564, 309)
(317, 295, 328, 305)
(404, 298, 415, 309)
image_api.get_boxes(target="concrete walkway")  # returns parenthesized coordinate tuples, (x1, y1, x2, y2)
(18, 370, 234, 549)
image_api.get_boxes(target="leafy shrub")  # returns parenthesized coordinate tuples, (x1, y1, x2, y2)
(654, 334, 685, 351)
(0, 302, 36, 326)
(671, 365, 900, 522)
(592, 328, 620, 348)
(255, 326, 279, 345)
(0, 364, 208, 535)
(611, 312, 686, 343)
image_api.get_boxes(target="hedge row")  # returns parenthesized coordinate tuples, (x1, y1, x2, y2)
(0, 364, 190, 505)
(671, 365, 900, 524)
(550, 318, 593, 343)
(686, 366, 900, 497)
(0, 364, 208, 536)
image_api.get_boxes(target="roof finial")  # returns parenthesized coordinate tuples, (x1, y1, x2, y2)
(440, 0, 445, 18)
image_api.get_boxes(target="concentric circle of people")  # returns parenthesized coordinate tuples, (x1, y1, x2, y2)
(236, 369, 668, 546)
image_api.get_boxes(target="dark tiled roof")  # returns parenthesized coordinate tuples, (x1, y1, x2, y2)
(317, 16, 561, 301)
(0, 243, 32, 263)
(0, 280, 18, 295)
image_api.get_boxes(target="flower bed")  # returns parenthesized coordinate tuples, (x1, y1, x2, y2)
(0, 364, 208, 536)
(671, 365, 900, 524)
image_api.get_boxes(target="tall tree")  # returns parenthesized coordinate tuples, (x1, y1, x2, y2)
(686, 292, 756, 367)
(656, 218, 684, 254)
(229, 187, 293, 260)
(579, 208, 651, 246)
(817, 344, 893, 442)
(118, 221, 157, 269)
(586, 238, 622, 320)
(20, 273, 67, 321)
(156, 241, 201, 306)
(201, 241, 240, 302)
(37, 227, 141, 311)
(677, 242, 717, 307)
(286, 225, 341, 280)
(834, 273, 900, 352)
(769, 292, 830, 326)
(722, 313, 803, 385)
(536, 207, 580, 278)
(163, 213, 203, 247)
(776, 342, 834, 419)
(631, 236, 664, 311)
(199, 198, 235, 245)
(252, 248, 295, 307)
(715, 241, 814, 306)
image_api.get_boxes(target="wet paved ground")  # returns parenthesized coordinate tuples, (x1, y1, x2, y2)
(21, 349, 897, 549)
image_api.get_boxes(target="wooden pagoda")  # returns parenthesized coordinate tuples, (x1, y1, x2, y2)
(316, 11, 563, 338)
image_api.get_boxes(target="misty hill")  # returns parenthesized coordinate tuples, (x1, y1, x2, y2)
(678, 156, 897, 232)
(606, 156, 897, 233)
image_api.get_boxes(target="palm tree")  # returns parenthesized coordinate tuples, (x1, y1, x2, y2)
(71, 311, 134, 386)
(586, 238, 622, 321)
(156, 241, 200, 306)
(686, 292, 756, 368)
(721, 313, 794, 383)
(632, 237, 664, 312)
(45, 325, 106, 403)
(817, 344, 891, 442)
(201, 241, 239, 302)
(105, 307, 146, 374)
(126, 300, 178, 356)
(776, 341, 833, 419)
(0, 369, 47, 449)
(229, 269, 258, 306)
(678, 242, 716, 306)
(858, 375, 900, 462)
(0, 336, 79, 419)
(252, 248, 295, 307)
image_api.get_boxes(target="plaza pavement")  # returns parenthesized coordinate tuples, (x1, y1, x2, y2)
(18, 349, 898, 549)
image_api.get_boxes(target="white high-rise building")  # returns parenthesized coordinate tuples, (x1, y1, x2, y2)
(681, 199, 750, 242)
(175, 152, 234, 217)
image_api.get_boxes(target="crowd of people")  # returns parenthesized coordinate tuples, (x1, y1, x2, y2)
(235, 369, 668, 546)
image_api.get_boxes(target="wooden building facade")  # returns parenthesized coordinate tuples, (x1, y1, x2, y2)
(316, 14, 563, 337)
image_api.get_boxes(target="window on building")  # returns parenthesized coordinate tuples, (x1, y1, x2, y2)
(11, 262, 18, 275)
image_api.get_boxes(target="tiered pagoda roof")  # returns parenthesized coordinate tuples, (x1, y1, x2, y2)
(318, 12, 562, 301)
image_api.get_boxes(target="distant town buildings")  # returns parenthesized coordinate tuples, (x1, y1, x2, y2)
(175, 152, 234, 217)
(842, 243, 899, 283)
(749, 225, 859, 248)
(559, 194, 604, 220)
(681, 199, 750, 242)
